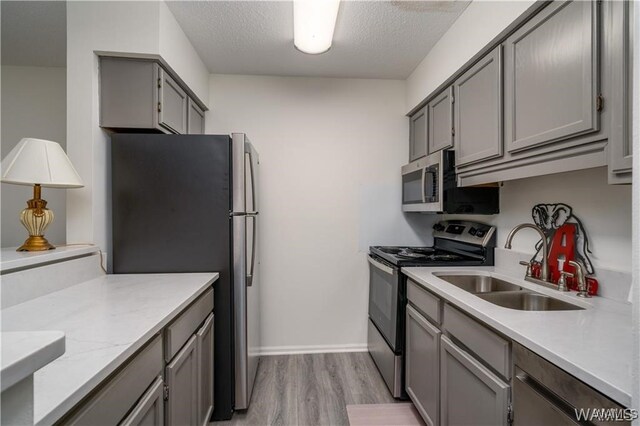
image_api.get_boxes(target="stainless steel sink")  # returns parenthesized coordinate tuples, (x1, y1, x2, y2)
(434, 274, 523, 294)
(477, 291, 584, 311)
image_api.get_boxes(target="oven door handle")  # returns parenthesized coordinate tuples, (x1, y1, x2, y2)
(421, 167, 427, 203)
(368, 256, 396, 275)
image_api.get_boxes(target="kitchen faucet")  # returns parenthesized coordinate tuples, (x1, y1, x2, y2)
(504, 223, 550, 283)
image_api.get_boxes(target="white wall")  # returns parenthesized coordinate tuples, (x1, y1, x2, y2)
(406, 0, 534, 112)
(207, 74, 436, 353)
(65, 1, 209, 250)
(1, 66, 67, 247)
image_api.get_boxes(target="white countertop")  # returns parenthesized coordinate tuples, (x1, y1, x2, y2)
(402, 266, 632, 407)
(1, 331, 66, 391)
(1, 272, 218, 425)
(0, 245, 98, 273)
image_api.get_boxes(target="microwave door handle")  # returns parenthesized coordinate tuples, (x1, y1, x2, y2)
(421, 168, 427, 203)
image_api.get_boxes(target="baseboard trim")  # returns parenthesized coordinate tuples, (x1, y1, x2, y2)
(257, 343, 368, 356)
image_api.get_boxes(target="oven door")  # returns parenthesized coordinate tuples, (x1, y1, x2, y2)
(368, 255, 400, 351)
(402, 152, 443, 212)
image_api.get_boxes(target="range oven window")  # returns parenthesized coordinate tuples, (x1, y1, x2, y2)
(402, 169, 423, 205)
(368, 256, 399, 351)
(424, 164, 439, 203)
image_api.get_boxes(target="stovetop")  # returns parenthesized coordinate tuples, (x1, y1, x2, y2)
(369, 245, 483, 267)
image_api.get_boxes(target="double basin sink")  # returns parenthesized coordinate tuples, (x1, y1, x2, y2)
(433, 274, 584, 311)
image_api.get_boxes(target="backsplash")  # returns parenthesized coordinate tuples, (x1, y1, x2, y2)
(446, 167, 632, 300)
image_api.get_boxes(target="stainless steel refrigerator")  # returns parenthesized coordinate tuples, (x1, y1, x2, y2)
(110, 133, 260, 420)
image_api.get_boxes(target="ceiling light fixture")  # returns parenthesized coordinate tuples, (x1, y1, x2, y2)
(293, 0, 341, 55)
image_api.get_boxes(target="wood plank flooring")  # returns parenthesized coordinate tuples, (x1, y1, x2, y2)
(214, 352, 397, 426)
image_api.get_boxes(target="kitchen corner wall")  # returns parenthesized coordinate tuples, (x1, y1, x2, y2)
(65, 1, 208, 251)
(1, 66, 67, 247)
(207, 74, 437, 354)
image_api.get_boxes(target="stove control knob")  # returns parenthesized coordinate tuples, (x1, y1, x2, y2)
(475, 230, 486, 238)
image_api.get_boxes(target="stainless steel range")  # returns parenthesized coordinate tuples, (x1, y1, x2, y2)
(367, 220, 496, 398)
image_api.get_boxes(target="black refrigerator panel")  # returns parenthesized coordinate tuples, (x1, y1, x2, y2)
(110, 134, 235, 420)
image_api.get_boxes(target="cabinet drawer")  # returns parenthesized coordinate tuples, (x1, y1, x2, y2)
(407, 279, 441, 325)
(165, 287, 214, 362)
(64, 335, 163, 425)
(443, 304, 510, 378)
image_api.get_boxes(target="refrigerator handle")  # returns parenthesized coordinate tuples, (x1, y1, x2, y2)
(246, 148, 257, 212)
(247, 214, 257, 287)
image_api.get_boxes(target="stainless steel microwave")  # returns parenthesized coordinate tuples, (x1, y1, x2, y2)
(402, 151, 444, 212)
(401, 150, 500, 214)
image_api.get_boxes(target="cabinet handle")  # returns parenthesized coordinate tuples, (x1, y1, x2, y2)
(158, 102, 162, 113)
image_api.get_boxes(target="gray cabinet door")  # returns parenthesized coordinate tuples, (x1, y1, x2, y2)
(410, 107, 428, 161)
(504, 0, 599, 153)
(607, 0, 633, 183)
(428, 87, 454, 154)
(406, 305, 440, 426)
(188, 98, 205, 135)
(119, 376, 164, 426)
(454, 46, 503, 167)
(440, 336, 510, 426)
(197, 314, 214, 426)
(100, 57, 159, 130)
(157, 66, 188, 134)
(166, 336, 198, 426)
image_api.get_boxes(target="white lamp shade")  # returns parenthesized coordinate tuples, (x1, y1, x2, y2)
(1, 138, 84, 188)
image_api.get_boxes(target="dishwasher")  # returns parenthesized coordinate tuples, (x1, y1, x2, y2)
(513, 343, 631, 426)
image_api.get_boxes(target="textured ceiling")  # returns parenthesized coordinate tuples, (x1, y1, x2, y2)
(167, 1, 470, 79)
(1, 1, 66, 67)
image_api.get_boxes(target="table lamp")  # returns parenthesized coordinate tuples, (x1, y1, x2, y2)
(1, 138, 84, 251)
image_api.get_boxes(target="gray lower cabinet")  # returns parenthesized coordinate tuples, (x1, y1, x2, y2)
(120, 377, 165, 426)
(165, 336, 199, 426)
(504, 0, 600, 154)
(406, 305, 440, 426)
(197, 314, 215, 426)
(410, 106, 428, 161)
(100, 56, 205, 134)
(454, 46, 503, 167)
(188, 98, 206, 135)
(427, 87, 454, 154)
(440, 335, 510, 426)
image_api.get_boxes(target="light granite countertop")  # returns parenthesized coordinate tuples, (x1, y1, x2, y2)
(1, 331, 66, 392)
(402, 266, 632, 407)
(1, 272, 218, 425)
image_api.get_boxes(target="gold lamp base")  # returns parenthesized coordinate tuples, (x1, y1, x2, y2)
(16, 184, 55, 252)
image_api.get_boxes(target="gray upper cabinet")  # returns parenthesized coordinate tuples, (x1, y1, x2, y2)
(197, 314, 215, 426)
(406, 305, 440, 426)
(166, 336, 199, 426)
(119, 376, 165, 426)
(440, 335, 510, 426)
(428, 87, 454, 154)
(100, 56, 206, 135)
(157, 66, 188, 134)
(607, 0, 633, 184)
(188, 98, 206, 135)
(454, 46, 503, 167)
(409, 107, 428, 161)
(504, 0, 600, 154)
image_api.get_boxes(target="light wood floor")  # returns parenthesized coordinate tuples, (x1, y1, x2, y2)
(215, 352, 397, 426)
